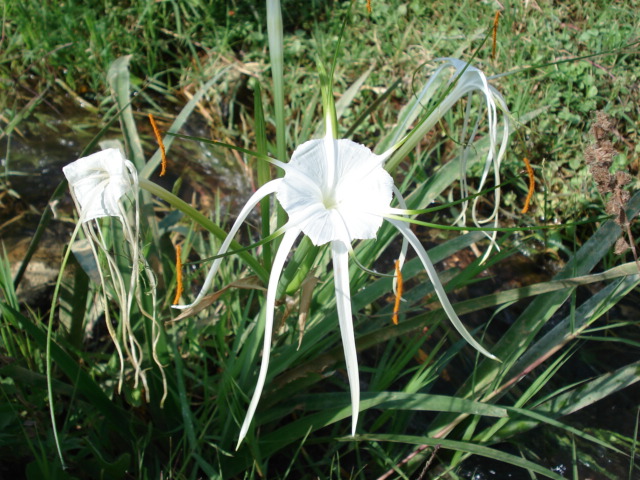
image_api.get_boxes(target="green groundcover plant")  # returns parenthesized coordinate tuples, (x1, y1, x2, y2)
(1, 1, 639, 479)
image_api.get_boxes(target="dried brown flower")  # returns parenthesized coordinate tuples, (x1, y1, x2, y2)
(585, 111, 638, 267)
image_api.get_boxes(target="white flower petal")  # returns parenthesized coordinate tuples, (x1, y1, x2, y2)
(237, 226, 301, 448)
(331, 240, 360, 436)
(334, 207, 383, 242)
(388, 218, 498, 361)
(277, 138, 392, 246)
(173, 179, 282, 309)
(296, 207, 347, 246)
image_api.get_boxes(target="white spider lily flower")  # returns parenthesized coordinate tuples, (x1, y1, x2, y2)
(417, 58, 509, 258)
(174, 58, 509, 447)
(64, 148, 166, 405)
(277, 138, 393, 245)
(174, 132, 498, 449)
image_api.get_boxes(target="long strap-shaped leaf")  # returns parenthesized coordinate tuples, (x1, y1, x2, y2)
(0, 303, 131, 431)
(107, 55, 145, 170)
(359, 434, 565, 480)
(224, 391, 571, 479)
(427, 189, 640, 438)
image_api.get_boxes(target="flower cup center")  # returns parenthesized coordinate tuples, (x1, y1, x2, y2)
(322, 191, 338, 210)
(277, 138, 393, 245)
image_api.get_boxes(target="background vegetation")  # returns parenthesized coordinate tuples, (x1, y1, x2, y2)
(1, 1, 639, 479)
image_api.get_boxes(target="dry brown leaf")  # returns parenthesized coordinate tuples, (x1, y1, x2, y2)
(169, 276, 265, 322)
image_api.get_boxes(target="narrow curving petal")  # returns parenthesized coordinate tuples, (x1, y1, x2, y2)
(237, 225, 301, 448)
(388, 218, 498, 361)
(331, 240, 360, 436)
(173, 179, 283, 310)
(471, 118, 510, 262)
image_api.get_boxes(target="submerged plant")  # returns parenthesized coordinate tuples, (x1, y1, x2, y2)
(63, 148, 166, 404)
(173, 57, 509, 447)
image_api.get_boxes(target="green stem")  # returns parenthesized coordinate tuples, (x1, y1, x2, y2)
(267, 0, 288, 242)
(267, 0, 285, 163)
(47, 221, 85, 469)
(254, 80, 272, 266)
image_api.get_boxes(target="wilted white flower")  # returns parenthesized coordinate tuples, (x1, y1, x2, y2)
(407, 58, 510, 257)
(63, 148, 137, 221)
(64, 148, 166, 405)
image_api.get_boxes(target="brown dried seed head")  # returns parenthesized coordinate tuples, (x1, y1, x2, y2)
(591, 110, 615, 141)
(615, 170, 632, 187)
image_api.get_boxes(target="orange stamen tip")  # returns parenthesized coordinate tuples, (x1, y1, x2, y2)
(172, 244, 183, 305)
(366, 0, 372, 14)
(491, 11, 501, 60)
(148, 113, 167, 177)
(521, 157, 535, 214)
(392, 259, 403, 325)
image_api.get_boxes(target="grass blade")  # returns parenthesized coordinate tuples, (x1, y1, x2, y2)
(357, 434, 565, 480)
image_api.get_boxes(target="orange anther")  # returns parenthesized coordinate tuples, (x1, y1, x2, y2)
(392, 259, 403, 325)
(491, 11, 501, 60)
(521, 157, 535, 214)
(148, 113, 167, 177)
(172, 244, 184, 305)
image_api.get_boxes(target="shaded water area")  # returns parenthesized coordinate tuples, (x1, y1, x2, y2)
(1, 100, 252, 302)
(2, 103, 92, 301)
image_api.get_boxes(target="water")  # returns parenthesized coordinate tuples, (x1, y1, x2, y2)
(1, 100, 252, 302)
